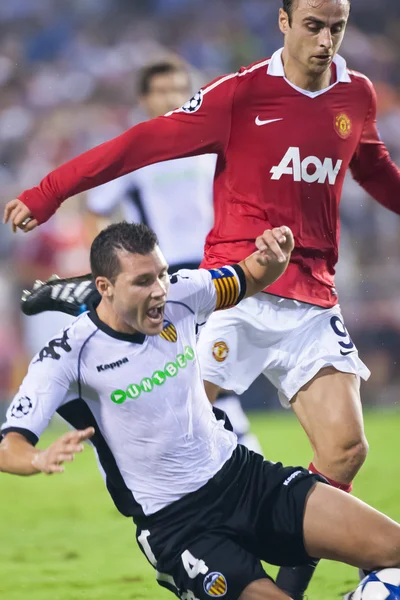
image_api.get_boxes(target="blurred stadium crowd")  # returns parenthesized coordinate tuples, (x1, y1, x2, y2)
(1, 0, 400, 408)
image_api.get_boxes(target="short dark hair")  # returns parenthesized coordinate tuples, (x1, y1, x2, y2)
(282, 0, 295, 24)
(90, 222, 159, 282)
(137, 59, 189, 96)
(282, 0, 350, 26)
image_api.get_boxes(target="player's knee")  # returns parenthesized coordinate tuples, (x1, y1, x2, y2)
(317, 435, 369, 481)
(347, 437, 369, 472)
(337, 437, 369, 479)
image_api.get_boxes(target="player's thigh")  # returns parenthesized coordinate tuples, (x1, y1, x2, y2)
(240, 578, 292, 600)
(291, 366, 366, 457)
(253, 461, 324, 567)
(168, 534, 267, 600)
(286, 307, 369, 455)
(303, 482, 400, 569)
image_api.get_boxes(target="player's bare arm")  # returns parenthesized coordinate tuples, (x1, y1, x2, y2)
(239, 226, 294, 298)
(0, 428, 94, 476)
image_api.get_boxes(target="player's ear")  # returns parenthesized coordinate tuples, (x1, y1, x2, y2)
(96, 276, 113, 298)
(279, 8, 290, 34)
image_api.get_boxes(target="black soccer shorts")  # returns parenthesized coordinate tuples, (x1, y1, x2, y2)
(135, 445, 326, 600)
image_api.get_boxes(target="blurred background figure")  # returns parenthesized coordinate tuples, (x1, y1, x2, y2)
(1, 0, 400, 418)
(86, 59, 215, 273)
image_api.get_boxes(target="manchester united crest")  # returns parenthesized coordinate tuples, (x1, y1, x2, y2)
(212, 341, 229, 363)
(334, 113, 352, 139)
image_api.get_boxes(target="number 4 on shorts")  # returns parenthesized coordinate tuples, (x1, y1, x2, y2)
(181, 549, 209, 579)
(137, 530, 157, 567)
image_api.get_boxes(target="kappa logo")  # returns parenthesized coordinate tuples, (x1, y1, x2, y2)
(270, 147, 343, 185)
(34, 329, 72, 362)
(204, 572, 228, 597)
(283, 470, 302, 486)
(97, 357, 129, 372)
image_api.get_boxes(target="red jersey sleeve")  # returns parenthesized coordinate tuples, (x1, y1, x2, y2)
(19, 74, 239, 224)
(350, 78, 400, 215)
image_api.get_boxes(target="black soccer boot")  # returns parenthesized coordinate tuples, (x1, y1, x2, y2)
(21, 274, 99, 317)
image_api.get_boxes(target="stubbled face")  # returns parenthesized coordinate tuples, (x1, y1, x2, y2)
(140, 71, 191, 118)
(98, 248, 170, 336)
(280, 0, 350, 76)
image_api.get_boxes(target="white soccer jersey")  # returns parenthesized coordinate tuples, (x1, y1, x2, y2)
(2, 266, 245, 519)
(86, 155, 216, 266)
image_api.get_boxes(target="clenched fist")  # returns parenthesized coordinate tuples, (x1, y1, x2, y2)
(255, 226, 294, 267)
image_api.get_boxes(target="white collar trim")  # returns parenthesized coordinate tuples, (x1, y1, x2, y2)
(267, 47, 351, 98)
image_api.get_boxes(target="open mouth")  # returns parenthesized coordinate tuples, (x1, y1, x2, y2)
(313, 55, 332, 62)
(146, 305, 165, 324)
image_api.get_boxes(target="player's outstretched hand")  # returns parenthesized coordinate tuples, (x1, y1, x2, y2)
(32, 427, 95, 475)
(255, 226, 294, 267)
(3, 199, 38, 233)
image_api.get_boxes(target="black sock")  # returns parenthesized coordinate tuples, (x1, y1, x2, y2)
(276, 560, 319, 600)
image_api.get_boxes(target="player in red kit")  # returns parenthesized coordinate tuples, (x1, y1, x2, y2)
(5, 0, 400, 597)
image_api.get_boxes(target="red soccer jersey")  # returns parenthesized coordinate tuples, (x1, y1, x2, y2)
(19, 49, 400, 307)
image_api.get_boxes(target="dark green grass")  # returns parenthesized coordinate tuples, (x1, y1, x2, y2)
(1, 411, 399, 599)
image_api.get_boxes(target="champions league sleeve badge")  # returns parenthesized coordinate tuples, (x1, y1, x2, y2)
(181, 90, 203, 114)
(10, 396, 33, 419)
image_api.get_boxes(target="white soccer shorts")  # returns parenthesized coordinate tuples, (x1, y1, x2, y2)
(197, 293, 370, 408)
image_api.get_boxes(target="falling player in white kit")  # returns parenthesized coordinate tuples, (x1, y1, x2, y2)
(2, 222, 400, 600)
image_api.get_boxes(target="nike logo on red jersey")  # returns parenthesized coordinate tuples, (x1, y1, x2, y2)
(255, 116, 283, 126)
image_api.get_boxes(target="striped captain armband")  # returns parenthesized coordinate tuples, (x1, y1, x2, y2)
(208, 265, 246, 310)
